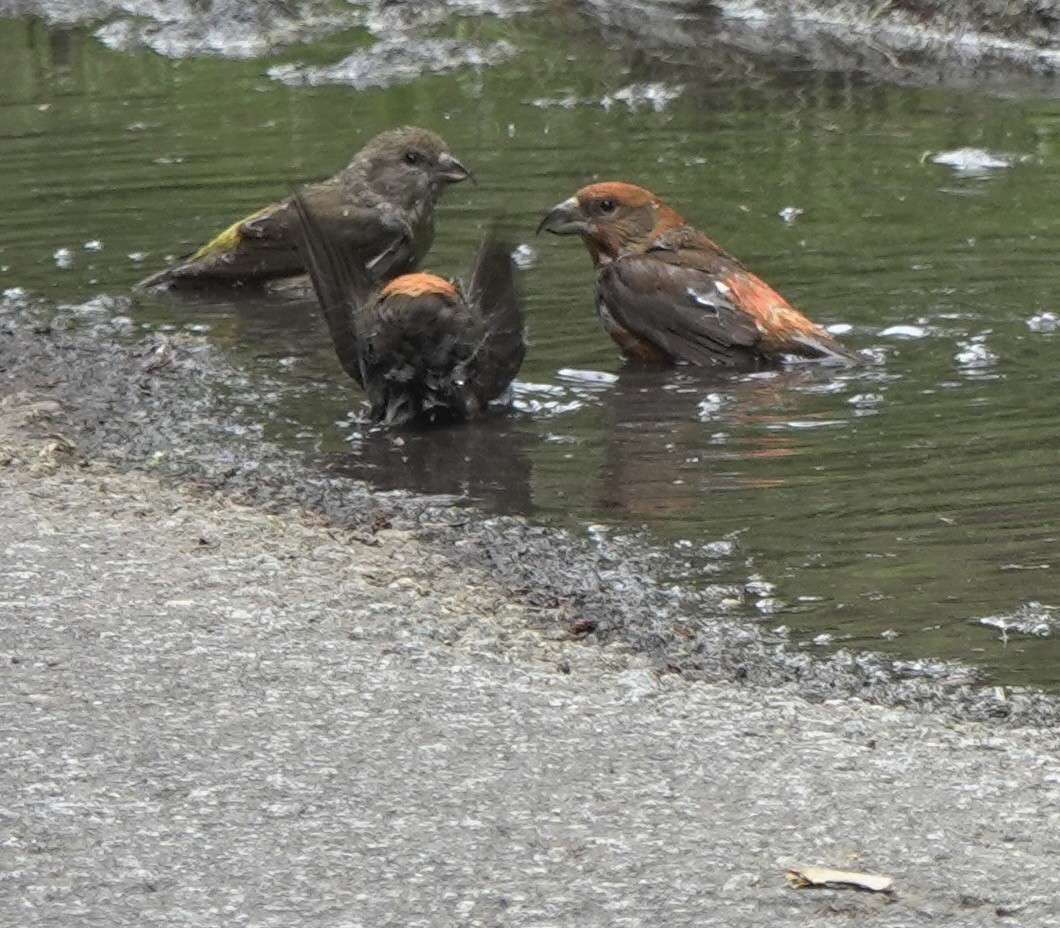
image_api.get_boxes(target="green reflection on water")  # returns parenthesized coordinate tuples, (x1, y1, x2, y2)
(2, 9, 1059, 687)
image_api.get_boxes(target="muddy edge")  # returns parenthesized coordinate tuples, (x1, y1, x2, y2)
(1, 302, 1057, 726)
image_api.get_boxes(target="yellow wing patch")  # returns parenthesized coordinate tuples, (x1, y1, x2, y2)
(190, 203, 280, 260)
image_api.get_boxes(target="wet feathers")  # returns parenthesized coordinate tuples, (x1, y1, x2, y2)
(539, 181, 856, 368)
(292, 192, 526, 428)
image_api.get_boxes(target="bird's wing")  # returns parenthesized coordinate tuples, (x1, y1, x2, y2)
(243, 183, 417, 277)
(464, 237, 526, 403)
(138, 182, 418, 289)
(705, 261, 859, 363)
(184, 204, 271, 255)
(598, 253, 762, 367)
(647, 231, 858, 364)
(134, 202, 292, 288)
(290, 191, 373, 388)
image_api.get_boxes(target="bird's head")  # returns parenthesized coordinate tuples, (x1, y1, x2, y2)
(355, 126, 471, 208)
(380, 272, 459, 303)
(537, 182, 684, 263)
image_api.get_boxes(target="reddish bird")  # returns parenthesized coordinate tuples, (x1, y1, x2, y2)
(293, 193, 525, 428)
(538, 182, 856, 369)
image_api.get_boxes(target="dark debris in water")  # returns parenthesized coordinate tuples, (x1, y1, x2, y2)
(2, 297, 1059, 728)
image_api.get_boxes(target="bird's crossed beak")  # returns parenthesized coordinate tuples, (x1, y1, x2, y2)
(537, 197, 588, 236)
(437, 152, 472, 185)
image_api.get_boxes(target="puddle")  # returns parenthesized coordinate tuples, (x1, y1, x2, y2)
(2, 5, 1060, 688)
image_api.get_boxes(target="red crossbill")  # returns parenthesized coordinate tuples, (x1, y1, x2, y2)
(538, 182, 856, 368)
(292, 192, 525, 428)
(138, 126, 471, 290)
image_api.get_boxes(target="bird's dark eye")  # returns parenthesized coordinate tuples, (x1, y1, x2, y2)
(599, 198, 616, 213)
(404, 150, 425, 166)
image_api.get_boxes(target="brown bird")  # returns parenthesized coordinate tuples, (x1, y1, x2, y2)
(538, 182, 856, 368)
(292, 192, 525, 428)
(138, 126, 471, 290)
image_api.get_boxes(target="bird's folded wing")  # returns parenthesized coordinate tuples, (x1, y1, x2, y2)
(600, 255, 761, 366)
(139, 186, 415, 288)
(190, 204, 280, 260)
(244, 184, 414, 277)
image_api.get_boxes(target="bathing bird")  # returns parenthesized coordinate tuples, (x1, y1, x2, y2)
(292, 192, 525, 427)
(538, 182, 856, 368)
(138, 126, 471, 290)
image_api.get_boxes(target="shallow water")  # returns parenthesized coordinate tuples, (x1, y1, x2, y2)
(3, 6, 1060, 687)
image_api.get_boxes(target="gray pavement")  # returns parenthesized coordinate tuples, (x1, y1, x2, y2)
(2, 401, 1059, 928)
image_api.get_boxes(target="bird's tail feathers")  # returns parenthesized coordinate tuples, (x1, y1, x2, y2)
(134, 267, 175, 291)
(791, 331, 862, 365)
